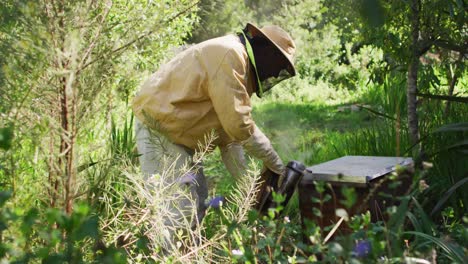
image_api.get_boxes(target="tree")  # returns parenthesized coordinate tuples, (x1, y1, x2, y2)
(324, 0, 467, 159)
(188, 0, 247, 43)
(188, 0, 298, 43)
(0, 0, 198, 213)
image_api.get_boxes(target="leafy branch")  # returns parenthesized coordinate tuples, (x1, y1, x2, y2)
(78, 0, 200, 73)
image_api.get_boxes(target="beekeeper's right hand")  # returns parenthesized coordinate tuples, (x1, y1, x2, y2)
(242, 126, 284, 175)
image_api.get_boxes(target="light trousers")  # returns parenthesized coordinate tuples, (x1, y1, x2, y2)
(135, 119, 208, 248)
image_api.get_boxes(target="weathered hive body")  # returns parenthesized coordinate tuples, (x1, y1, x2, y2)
(299, 156, 413, 231)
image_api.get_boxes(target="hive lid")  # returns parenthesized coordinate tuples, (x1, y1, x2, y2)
(303, 156, 413, 186)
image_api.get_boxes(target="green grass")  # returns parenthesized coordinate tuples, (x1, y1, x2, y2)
(204, 101, 381, 196)
(253, 102, 379, 164)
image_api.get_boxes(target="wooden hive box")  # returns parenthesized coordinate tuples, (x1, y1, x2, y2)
(299, 156, 413, 232)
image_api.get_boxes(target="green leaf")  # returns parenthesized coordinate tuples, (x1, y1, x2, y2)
(247, 210, 259, 224)
(136, 235, 150, 254)
(312, 207, 322, 218)
(0, 126, 13, 150)
(433, 122, 468, 133)
(0, 244, 9, 258)
(404, 231, 467, 263)
(42, 254, 65, 263)
(45, 208, 65, 227)
(360, 0, 385, 27)
(311, 196, 322, 203)
(387, 196, 410, 232)
(411, 197, 435, 234)
(340, 186, 357, 209)
(328, 242, 344, 256)
(74, 203, 90, 216)
(20, 208, 39, 236)
(314, 181, 326, 194)
(0, 191, 12, 207)
(431, 177, 468, 217)
(77, 160, 98, 173)
(0, 221, 7, 233)
(323, 194, 332, 202)
(74, 215, 99, 241)
(447, 140, 468, 152)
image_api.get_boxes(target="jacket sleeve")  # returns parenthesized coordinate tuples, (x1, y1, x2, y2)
(208, 48, 284, 175)
(208, 49, 255, 142)
(242, 125, 284, 175)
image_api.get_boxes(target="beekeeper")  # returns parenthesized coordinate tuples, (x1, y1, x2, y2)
(132, 23, 296, 229)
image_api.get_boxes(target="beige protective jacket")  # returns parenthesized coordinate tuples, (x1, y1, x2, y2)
(132, 34, 256, 150)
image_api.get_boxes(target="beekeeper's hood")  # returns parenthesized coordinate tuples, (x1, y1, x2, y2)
(241, 23, 296, 97)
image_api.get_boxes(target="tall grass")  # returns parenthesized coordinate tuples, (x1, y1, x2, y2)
(306, 120, 411, 166)
(90, 124, 266, 262)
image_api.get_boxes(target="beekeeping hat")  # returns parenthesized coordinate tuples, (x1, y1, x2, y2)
(241, 23, 296, 97)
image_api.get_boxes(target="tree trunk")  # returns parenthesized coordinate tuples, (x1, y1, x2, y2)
(60, 73, 76, 215)
(407, 59, 420, 148)
(48, 0, 77, 214)
(58, 8, 76, 215)
(407, 0, 421, 158)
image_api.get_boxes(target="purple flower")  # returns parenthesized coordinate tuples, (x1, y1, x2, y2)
(352, 240, 371, 258)
(208, 196, 225, 209)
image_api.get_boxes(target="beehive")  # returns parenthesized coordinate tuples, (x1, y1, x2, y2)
(299, 156, 413, 231)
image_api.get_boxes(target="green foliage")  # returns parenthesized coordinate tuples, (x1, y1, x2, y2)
(0, 191, 128, 263)
(110, 114, 136, 160)
(189, 0, 298, 43)
(0, 126, 13, 150)
(251, 49, 466, 261)
(405, 231, 467, 263)
(1, 0, 466, 262)
(205, 165, 467, 263)
(421, 120, 468, 220)
(271, 0, 385, 90)
(190, 0, 390, 91)
(188, 0, 247, 43)
(0, 0, 198, 210)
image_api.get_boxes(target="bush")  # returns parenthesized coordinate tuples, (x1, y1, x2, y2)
(0, 191, 127, 263)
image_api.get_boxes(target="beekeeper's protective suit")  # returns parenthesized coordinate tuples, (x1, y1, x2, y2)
(132, 23, 296, 244)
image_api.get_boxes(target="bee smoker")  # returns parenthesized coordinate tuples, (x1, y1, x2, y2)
(256, 160, 307, 216)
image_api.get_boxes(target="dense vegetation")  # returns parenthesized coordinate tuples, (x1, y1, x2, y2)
(1, 0, 466, 263)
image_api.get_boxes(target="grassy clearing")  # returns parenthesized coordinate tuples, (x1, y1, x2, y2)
(205, 101, 377, 195)
(208, 76, 400, 194)
(254, 102, 379, 162)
